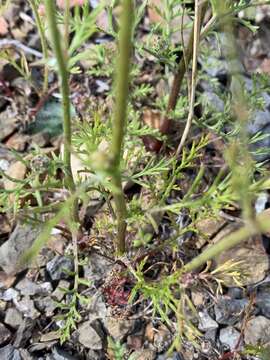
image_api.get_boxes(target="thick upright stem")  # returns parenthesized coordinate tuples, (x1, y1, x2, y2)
(45, 0, 75, 192)
(111, 0, 134, 254)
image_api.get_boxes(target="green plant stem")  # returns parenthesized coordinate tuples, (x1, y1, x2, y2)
(201, 1, 270, 41)
(44, 0, 75, 192)
(183, 210, 270, 274)
(28, 0, 49, 93)
(166, 2, 208, 113)
(64, 0, 70, 59)
(183, 164, 205, 200)
(176, 0, 202, 155)
(158, 3, 208, 220)
(45, 0, 79, 290)
(110, 0, 134, 254)
(216, 2, 254, 222)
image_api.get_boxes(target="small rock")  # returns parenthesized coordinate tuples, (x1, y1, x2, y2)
(256, 283, 270, 318)
(30, 342, 55, 353)
(255, 5, 270, 22)
(106, 317, 136, 341)
(127, 334, 144, 350)
(84, 253, 113, 282)
(0, 322, 11, 344)
(48, 235, 67, 256)
(244, 316, 270, 346)
(31, 132, 50, 148)
(35, 296, 57, 317)
(153, 324, 172, 352)
(247, 110, 270, 135)
(200, 340, 215, 356)
(52, 280, 70, 301)
(202, 56, 228, 81)
(0, 271, 16, 289)
(14, 296, 40, 319)
(4, 308, 23, 329)
(191, 290, 204, 307)
(0, 159, 9, 171)
(95, 79, 109, 93)
(40, 331, 60, 342)
(131, 349, 156, 360)
(145, 322, 155, 343)
(2, 163, 25, 202)
(215, 297, 248, 325)
(215, 235, 268, 286)
(198, 310, 218, 332)
(181, 345, 197, 360)
(25, 100, 68, 138)
(0, 223, 41, 274)
(35, 248, 55, 268)
(0, 106, 18, 141)
(0, 288, 19, 301)
(19, 348, 33, 360)
(86, 350, 101, 360)
(49, 347, 77, 360)
(0, 299, 6, 311)
(13, 318, 35, 348)
(87, 293, 107, 323)
(15, 278, 52, 296)
(255, 193, 268, 214)
(156, 352, 182, 360)
(204, 329, 217, 342)
(200, 91, 225, 113)
(0, 214, 11, 238)
(219, 326, 242, 350)
(5, 133, 27, 152)
(227, 287, 244, 299)
(77, 321, 103, 350)
(0, 344, 22, 360)
(46, 255, 74, 281)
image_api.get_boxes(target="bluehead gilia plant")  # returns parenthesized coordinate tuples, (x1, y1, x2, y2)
(2, 0, 270, 348)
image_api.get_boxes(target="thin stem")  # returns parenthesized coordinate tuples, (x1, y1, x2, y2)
(44, 0, 75, 192)
(200, 14, 217, 39)
(201, 1, 270, 41)
(72, 228, 79, 291)
(28, 0, 49, 93)
(0, 39, 43, 58)
(216, 2, 254, 223)
(183, 164, 205, 200)
(166, 2, 208, 114)
(64, 0, 70, 59)
(180, 3, 190, 99)
(110, 0, 134, 254)
(158, 2, 208, 210)
(183, 210, 270, 274)
(176, 0, 201, 156)
(45, 0, 79, 288)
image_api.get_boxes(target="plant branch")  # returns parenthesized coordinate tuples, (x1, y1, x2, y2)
(44, 0, 75, 192)
(166, 2, 208, 114)
(110, 0, 134, 254)
(176, 0, 201, 155)
(28, 0, 49, 93)
(0, 39, 43, 58)
(183, 209, 270, 274)
(45, 0, 79, 290)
